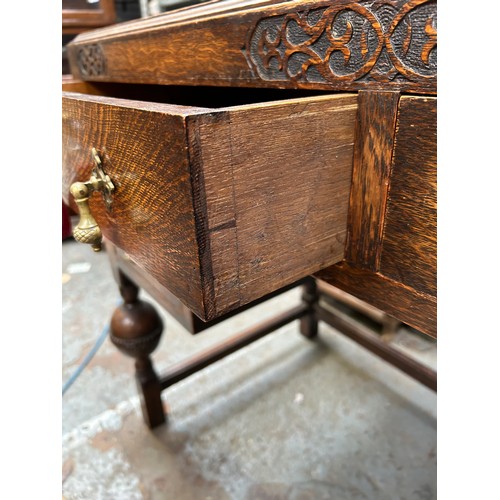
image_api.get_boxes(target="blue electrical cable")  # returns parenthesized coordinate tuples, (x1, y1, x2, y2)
(62, 323, 110, 396)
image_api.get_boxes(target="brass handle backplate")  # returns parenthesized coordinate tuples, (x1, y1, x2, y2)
(70, 148, 114, 252)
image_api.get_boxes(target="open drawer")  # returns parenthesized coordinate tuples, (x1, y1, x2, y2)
(62, 83, 357, 320)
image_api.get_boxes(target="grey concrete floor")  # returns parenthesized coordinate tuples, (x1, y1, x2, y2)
(62, 236, 436, 500)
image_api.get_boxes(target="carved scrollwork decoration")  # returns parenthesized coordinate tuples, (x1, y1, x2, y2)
(77, 44, 107, 78)
(245, 0, 436, 89)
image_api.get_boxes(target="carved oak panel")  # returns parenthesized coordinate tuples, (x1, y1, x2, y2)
(246, 0, 436, 88)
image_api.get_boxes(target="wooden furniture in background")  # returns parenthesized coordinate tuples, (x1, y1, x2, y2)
(63, 0, 437, 428)
(63, 0, 116, 34)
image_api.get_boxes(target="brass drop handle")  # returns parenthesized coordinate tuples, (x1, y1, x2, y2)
(69, 148, 115, 252)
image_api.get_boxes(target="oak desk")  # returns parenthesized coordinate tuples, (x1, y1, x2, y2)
(62, 0, 437, 428)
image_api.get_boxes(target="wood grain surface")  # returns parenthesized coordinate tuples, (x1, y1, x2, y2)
(379, 96, 437, 296)
(62, 75, 103, 94)
(316, 93, 436, 337)
(67, 0, 437, 94)
(345, 90, 400, 270)
(106, 242, 199, 333)
(315, 262, 436, 337)
(107, 240, 307, 334)
(63, 90, 357, 320)
(187, 93, 358, 318)
(62, 92, 206, 317)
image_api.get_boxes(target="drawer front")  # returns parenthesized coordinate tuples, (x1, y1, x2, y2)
(62, 93, 205, 314)
(63, 91, 357, 320)
(315, 93, 436, 337)
(379, 96, 437, 296)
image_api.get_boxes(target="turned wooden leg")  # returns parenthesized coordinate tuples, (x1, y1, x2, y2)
(109, 270, 166, 428)
(300, 277, 318, 339)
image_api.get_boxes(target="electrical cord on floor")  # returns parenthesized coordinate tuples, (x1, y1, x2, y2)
(62, 323, 111, 396)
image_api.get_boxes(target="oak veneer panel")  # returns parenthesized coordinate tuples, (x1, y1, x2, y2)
(315, 262, 436, 337)
(63, 91, 357, 320)
(345, 90, 400, 270)
(379, 96, 437, 296)
(67, 0, 437, 94)
(62, 93, 206, 316)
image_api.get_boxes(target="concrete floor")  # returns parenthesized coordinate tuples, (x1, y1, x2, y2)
(62, 236, 436, 500)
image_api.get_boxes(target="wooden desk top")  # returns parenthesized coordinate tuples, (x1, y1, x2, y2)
(67, 0, 436, 95)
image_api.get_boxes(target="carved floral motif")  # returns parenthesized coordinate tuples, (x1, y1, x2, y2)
(245, 0, 436, 87)
(77, 44, 107, 77)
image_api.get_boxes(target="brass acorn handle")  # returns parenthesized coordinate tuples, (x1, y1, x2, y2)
(69, 148, 114, 252)
(70, 181, 103, 251)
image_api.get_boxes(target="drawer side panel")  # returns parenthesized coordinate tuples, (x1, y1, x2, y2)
(190, 94, 358, 316)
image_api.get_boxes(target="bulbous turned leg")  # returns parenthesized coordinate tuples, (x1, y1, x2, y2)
(109, 270, 166, 428)
(300, 277, 318, 339)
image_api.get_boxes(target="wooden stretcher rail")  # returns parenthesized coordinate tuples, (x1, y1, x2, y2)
(314, 299, 437, 391)
(160, 303, 309, 389)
